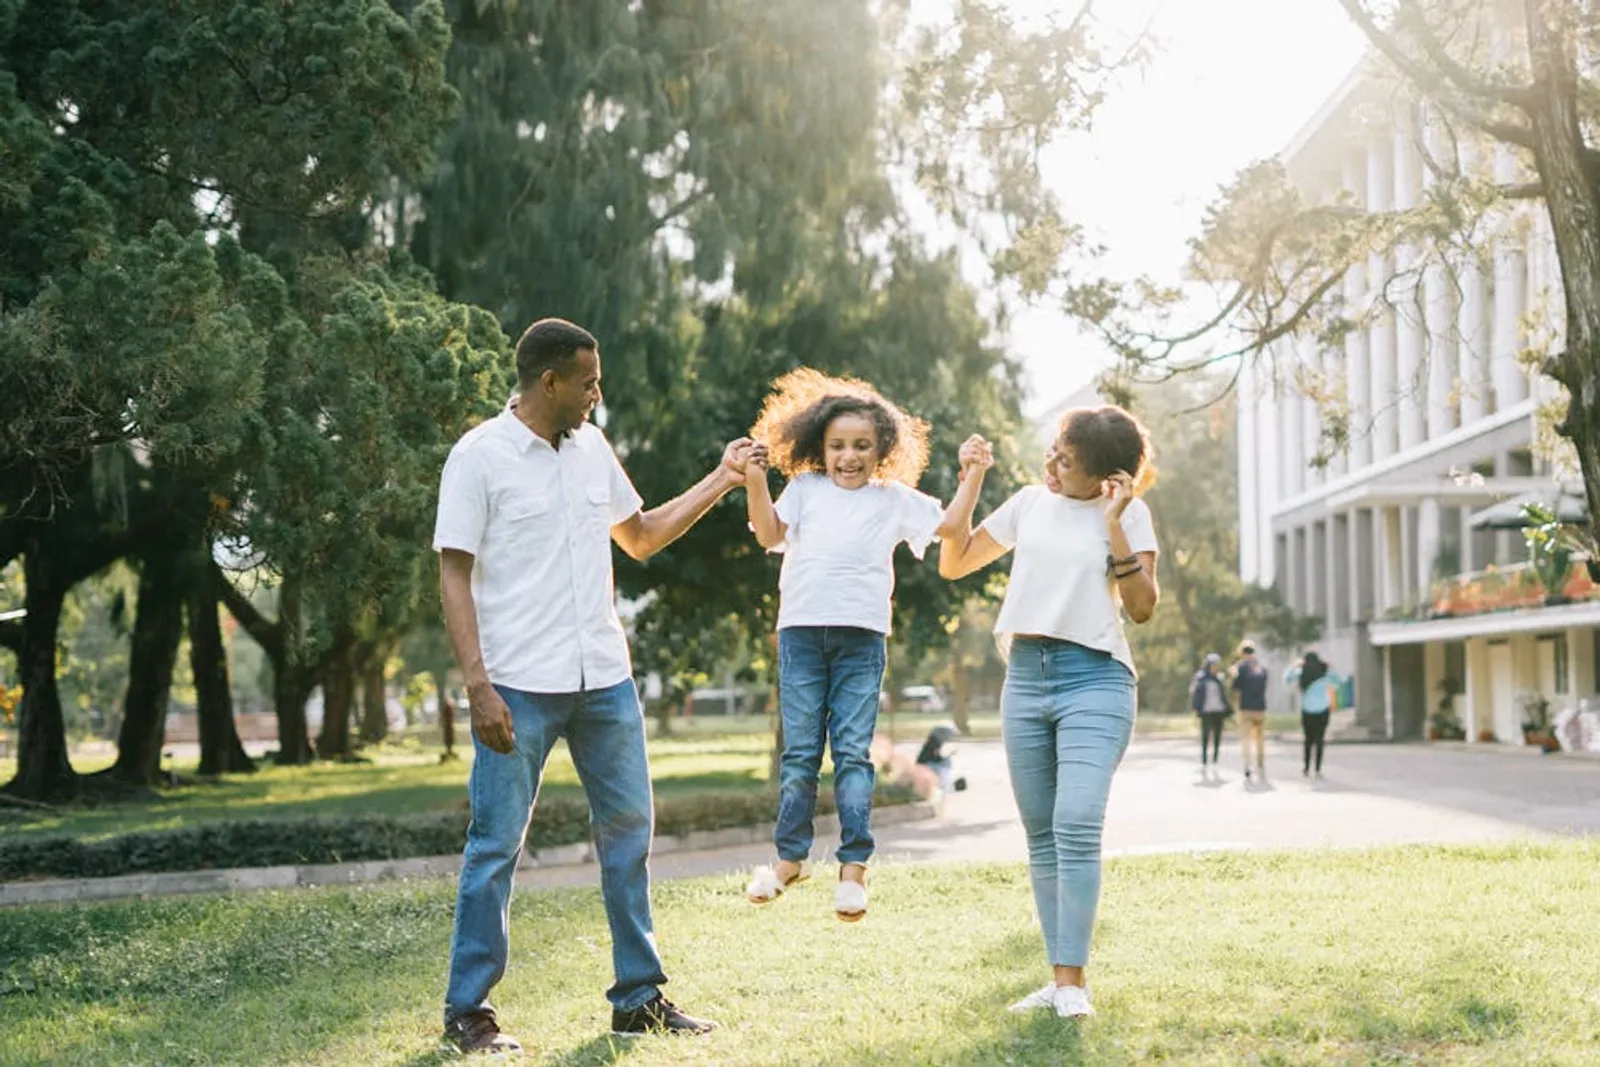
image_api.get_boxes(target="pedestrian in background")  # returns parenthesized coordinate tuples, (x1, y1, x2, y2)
(1189, 653, 1231, 779)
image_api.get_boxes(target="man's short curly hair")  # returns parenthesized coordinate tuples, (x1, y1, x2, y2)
(750, 368, 930, 486)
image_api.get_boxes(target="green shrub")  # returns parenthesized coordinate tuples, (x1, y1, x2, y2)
(0, 785, 917, 882)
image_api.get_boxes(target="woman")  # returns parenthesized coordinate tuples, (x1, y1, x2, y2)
(1285, 651, 1344, 778)
(940, 406, 1159, 1020)
(1189, 652, 1231, 777)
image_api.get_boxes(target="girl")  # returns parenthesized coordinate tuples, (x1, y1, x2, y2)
(740, 368, 987, 921)
(1285, 650, 1343, 778)
(1189, 652, 1231, 778)
(939, 405, 1159, 1020)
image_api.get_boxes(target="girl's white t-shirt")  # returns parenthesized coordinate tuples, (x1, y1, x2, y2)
(772, 472, 944, 634)
(980, 485, 1159, 675)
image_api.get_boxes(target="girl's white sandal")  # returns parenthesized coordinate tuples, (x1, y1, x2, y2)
(746, 862, 809, 904)
(834, 877, 868, 922)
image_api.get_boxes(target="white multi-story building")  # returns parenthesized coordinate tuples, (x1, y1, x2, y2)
(1237, 57, 1597, 745)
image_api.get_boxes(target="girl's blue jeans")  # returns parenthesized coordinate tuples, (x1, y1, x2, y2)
(774, 625, 886, 866)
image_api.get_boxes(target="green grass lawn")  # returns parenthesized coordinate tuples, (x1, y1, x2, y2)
(2, 842, 1597, 1066)
(2, 731, 779, 842)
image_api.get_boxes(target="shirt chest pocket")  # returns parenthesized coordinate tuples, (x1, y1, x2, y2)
(584, 485, 613, 528)
(499, 495, 555, 546)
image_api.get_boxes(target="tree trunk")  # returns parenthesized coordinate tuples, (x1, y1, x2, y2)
(3, 550, 77, 802)
(358, 647, 389, 744)
(949, 641, 971, 734)
(654, 690, 676, 737)
(105, 542, 186, 787)
(317, 635, 357, 760)
(190, 558, 253, 776)
(1147, 496, 1206, 660)
(437, 675, 458, 761)
(273, 664, 316, 764)
(1524, 1, 1600, 554)
(272, 575, 315, 764)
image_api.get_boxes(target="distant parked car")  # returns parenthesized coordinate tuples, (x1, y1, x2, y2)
(899, 685, 947, 713)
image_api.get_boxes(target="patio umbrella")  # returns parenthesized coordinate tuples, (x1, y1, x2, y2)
(1467, 487, 1589, 530)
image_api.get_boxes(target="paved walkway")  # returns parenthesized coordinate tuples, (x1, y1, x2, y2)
(518, 735, 1600, 891)
(10, 737, 1597, 905)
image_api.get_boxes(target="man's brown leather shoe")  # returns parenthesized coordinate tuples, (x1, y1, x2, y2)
(444, 1010, 523, 1055)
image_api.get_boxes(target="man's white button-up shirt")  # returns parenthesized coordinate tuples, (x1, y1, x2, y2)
(432, 410, 644, 693)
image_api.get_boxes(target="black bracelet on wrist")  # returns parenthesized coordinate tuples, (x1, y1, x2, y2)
(1107, 553, 1139, 573)
(1114, 563, 1143, 579)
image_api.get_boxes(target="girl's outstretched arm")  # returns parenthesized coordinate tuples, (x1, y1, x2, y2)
(939, 435, 1007, 579)
(746, 452, 787, 549)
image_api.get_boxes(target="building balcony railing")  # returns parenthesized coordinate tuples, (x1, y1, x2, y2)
(1414, 561, 1600, 622)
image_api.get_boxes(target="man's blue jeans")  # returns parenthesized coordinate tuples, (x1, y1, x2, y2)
(775, 625, 886, 866)
(1002, 637, 1136, 969)
(443, 678, 666, 1022)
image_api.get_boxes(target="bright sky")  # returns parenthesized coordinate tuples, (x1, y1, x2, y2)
(1001, 0, 1368, 415)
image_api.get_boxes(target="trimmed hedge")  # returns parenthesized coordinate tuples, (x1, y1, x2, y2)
(0, 785, 917, 883)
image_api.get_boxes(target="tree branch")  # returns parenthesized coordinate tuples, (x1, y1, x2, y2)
(214, 564, 283, 661)
(1496, 180, 1546, 199)
(1336, 0, 1538, 149)
(1395, 0, 1535, 108)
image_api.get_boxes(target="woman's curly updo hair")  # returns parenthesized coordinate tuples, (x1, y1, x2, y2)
(1058, 405, 1159, 494)
(750, 368, 931, 487)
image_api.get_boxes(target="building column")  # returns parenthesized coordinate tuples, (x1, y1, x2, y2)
(1570, 626, 1596, 696)
(1289, 343, 1307, 497)
(1393, 110, 1426, 451)
(1298, 334, 1322, 486)
(1343, 151, 1372, 470)
(1235, 355, 1260, 585)
(1255, 372, 1278, 587)
(1367, 137, 1398, 460)
(1463, 638, 1488, 743)
(1417, 498, 1442, 605)
(1456, 138, 1491, 424)
(1330, 511, 1352, 627)
(1274, 341, 1298, 499)
(1378, 506, 1405, 614)
(1421, 107, 1459, 439)
(1349, 508, 1367, 623)
(1457, 503, 1477, 574)
(1323, 514, 1338, 626)
(1291, 525, 1309, 612)
(1457, 257, 1490, 423)
(1490, 139, 1529, 411)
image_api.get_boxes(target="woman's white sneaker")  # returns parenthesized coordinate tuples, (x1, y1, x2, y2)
(1008, 984, 1059, 1013)
(1054, 985, 1094, 1018)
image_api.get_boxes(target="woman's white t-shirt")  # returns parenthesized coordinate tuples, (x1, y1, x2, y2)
(772, 473, 944, 634)
(980, 486, 1159, 675)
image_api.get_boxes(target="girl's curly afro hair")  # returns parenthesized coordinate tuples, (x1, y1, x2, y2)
(749, 368, 931, 487)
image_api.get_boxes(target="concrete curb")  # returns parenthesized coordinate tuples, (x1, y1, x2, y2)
(0, 801, 937, 909)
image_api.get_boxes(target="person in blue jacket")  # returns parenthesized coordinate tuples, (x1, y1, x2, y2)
(1285, 651, 1345, 778)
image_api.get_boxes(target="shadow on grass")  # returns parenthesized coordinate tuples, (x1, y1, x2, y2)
(546, 1033, 642, 1066)
(384, 1033, 640, 1067)
(11, 767, 778, 842)
(1330, 977, 1522, 1045)
(836, 931, 1528, 1067)
(0, 885, 465, 1067)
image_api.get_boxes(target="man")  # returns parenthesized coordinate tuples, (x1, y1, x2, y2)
(1231, 641, 1270, 781)
(433, 317, 757, 1054)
